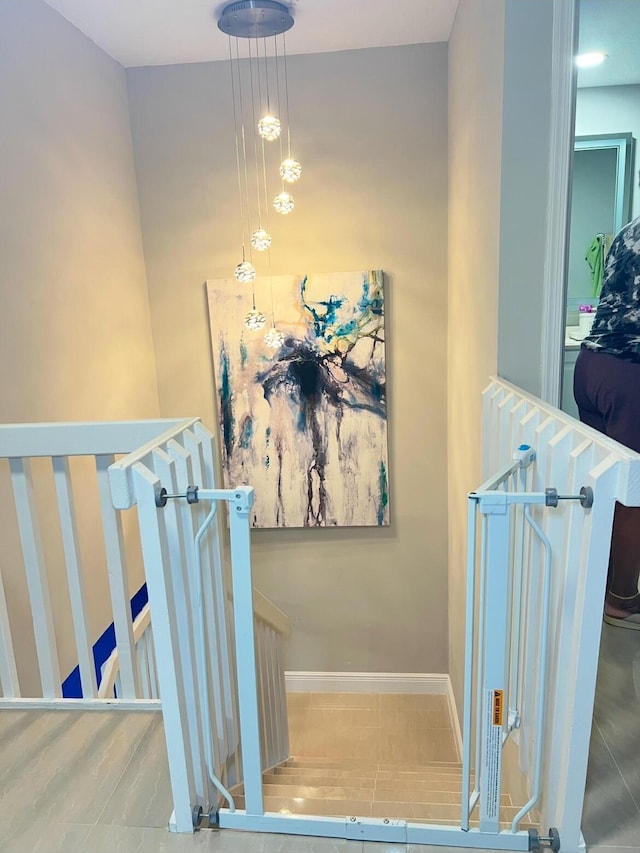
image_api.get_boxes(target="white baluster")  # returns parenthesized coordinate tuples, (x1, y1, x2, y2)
(52, 456, 97, 698)
(0, 566, 20, 697)
(96, 455, 139, 699)
(133, 463, 196, 833)
(153, 446, 209, 805)
(9, 458, 61, 698)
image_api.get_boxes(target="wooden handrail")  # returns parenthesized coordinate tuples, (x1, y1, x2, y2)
(252, 588, 290, 638)
(97, 589, 288, 700)
(98, 603, 152, 699)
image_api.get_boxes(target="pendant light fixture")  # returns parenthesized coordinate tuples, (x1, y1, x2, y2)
(218, 0, 302, 292)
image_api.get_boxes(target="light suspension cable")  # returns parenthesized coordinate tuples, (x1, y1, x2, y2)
(229, 36, 255, 283)
(217, 1, 298, 282)
(279, 30, 302, 184)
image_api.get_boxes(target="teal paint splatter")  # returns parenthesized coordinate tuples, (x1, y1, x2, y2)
(300, 272, 384, 351)
(359, 272, 383, 315)
(239, 415, 254, 449)
(240, 341, 248, 369)
(219, 341, 234, 460)
(377, 461, 389, 526)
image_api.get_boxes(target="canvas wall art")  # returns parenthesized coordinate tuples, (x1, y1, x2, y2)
(207, 270, 389, 528)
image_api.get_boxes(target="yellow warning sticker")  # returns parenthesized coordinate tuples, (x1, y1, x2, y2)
(492, 689, 503, 727)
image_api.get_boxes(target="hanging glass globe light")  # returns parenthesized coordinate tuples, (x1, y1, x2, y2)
(280, 158, 302, 183)
(250, 228, 272, 252)
(273, 191, 294, 215)
(234, 261, 256, 283)
(245, 309, 266, 331)
(258, 115, 281, 141)
(264, 327, 285, 349)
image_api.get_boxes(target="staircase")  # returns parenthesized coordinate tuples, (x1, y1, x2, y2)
(232, 755, 532, 827)
(230, 691, 534, 828)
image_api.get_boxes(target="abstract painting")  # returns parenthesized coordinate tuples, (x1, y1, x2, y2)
(207, 270, 389, 528)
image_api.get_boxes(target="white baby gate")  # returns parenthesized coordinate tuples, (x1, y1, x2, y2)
(108, 420, 290, 832)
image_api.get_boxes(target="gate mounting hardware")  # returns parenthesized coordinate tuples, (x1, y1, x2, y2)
(154, 485, 199, 507)
(545, 486, 593, 508)
(529, 827, 561, 852)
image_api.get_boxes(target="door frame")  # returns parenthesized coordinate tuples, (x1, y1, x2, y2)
(540, 0, 579, 407)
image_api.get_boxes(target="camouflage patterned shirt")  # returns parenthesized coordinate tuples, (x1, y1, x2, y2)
(582, 215, 640, 362)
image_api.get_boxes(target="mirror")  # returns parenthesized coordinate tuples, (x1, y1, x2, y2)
(561, 132, 635, 417)
(567, 134, 635, 323)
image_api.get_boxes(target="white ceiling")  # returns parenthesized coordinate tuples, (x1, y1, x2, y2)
(578, 0, 640, 87)
(43, 0, 460, 68)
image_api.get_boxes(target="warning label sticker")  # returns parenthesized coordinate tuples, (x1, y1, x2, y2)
(492, 689, 503, 727)
(480, 687, 503, 825)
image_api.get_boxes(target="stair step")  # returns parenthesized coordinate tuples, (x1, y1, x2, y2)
(276, 765, 467, 781)
(263, 773, 469, 793)
(245, 784, 511, 806)
(376, 768, 466, 780)
(233, 795, 524, 823)
(273, 767, 378, 781)
(272, 767, 468, 783)
(375, 779, 479, 795)
(284, 757, 462, 772)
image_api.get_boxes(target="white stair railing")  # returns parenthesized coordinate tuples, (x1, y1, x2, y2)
(99, 602, 158, 700)
(0, 418, 192, 706)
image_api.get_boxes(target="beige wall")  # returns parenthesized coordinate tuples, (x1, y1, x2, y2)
(128, 44, 450, 673)
(447, 0, 556, 719)
(496, 0, 554, 397)
(447, 0, 505, 712)
(0, 1, 160, 692)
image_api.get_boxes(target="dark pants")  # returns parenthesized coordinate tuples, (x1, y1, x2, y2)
(573, 348, 640, 453)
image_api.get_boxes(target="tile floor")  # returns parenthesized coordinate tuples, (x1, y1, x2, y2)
(286, 692, 459, 764)
(0, 651, 637, 853)
(581, 622, 640, 853)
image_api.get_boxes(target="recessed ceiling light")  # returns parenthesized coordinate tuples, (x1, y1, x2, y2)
(575, 51, 607, 68)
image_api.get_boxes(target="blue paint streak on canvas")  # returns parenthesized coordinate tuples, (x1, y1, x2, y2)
(378, 461, 389, 526)
(240, 341, 248, 369)
(219, 341, 235, 460)
(239, 415, 254, 449)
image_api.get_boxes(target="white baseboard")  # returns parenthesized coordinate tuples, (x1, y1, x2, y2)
(284, 671, 449, 695)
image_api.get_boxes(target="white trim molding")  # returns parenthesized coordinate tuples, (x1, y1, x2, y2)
(540, 0, 579, 406)
(285, 671, 450, 694)
(0, 698, 161, 711)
